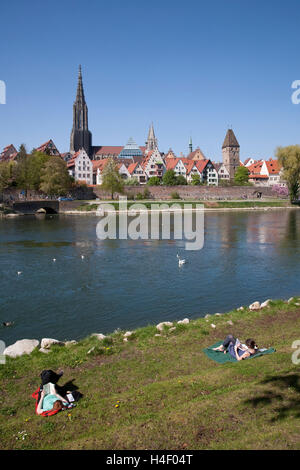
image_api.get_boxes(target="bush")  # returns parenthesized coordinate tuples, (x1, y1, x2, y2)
(147, 176, 161, 186)
(170, 191, 181, 199)
(135, 188, 151, 200)
(176, 175, 187, 185)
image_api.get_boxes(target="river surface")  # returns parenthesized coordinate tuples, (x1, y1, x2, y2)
(1, 209, 300, 345)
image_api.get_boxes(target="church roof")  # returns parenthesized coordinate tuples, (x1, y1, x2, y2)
(222, 129, 240, 148)
(94, 146, 124, 156)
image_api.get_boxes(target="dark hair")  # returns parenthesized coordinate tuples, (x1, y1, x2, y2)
(53, 400, 63, 411)
(245, 338, 257, 349)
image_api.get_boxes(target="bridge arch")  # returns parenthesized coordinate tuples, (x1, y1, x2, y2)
(36, 207, 58, 214)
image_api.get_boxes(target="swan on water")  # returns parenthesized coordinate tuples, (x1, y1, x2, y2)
(177, 253, 186, 266)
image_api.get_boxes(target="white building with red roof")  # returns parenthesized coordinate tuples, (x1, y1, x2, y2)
(142, 148, 165, 180)
(247, 158, 284, 186)
(127, 162, 147, 184)
(67, 149, 93, 185)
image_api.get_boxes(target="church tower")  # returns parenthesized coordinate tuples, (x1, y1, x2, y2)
(70, 65, 92, 156)
(222, 128, 240, 180)
(189, 137, 193, 154)
(145, 123, 158, 153)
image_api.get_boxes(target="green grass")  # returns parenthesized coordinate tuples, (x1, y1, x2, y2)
(0, 298, 300, 450)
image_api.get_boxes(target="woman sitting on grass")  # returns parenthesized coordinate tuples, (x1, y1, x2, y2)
(36, 383, 69, 415)
(213, 334, 258, 361)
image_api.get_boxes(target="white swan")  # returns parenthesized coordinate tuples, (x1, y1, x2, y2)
(177, 253, 186, 266)
(53, 258, 56, 262)
(81, 255, 85, 259)
(17, 271, 22, 275)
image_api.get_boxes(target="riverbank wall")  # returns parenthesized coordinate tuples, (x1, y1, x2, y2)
(93, 185, 281, 200)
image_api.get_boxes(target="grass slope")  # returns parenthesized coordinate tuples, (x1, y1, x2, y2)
(0, 299, 299, 450)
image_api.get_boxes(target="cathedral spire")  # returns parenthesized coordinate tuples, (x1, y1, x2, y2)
(146, 122, 158, 152)
(70, 66, 92, 155)
(76, 65, 85, 102)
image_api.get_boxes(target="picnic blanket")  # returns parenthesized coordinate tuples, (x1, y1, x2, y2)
(32, 387, 76, 417)
(203, 341, 276, 364)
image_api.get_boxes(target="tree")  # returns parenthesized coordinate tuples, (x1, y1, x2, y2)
(0, 161, 16, 191)
(190, 174, 202, 185)
(16, 151, 50, 191)
(124, 177, 139, 186)
(234, 166, 249, 185)
(276, 145, 300, 202)
(101, 158, 124, 200)
(17, 144, 27, 162)
(162, 169, 178, 186)
(176, 174, 187, 185)
(40, 156, 72, 196)
(147, 176, 161, 186)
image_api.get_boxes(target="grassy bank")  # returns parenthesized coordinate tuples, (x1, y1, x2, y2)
(74, 200, 291, 212)
(0, 298, 299, 450)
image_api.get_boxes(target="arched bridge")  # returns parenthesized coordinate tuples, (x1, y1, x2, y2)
(12, 200, 60, 214)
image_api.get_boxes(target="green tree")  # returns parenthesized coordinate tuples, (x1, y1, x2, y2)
(176, 174, 187, 185)
(190, 174, 201, 185)
(0, 161, 16, 191)
(162, 169, 178, 186)
(40, 156, 72, 196)
(276, 145, 300, 202)
(234, 166, 249, 185)
(101, 158, 125, 200)
(17, 144, 27, 162)
(124, 177, 139, 186)
(147, 176, 161, 186)
(16, 151, 50, 191)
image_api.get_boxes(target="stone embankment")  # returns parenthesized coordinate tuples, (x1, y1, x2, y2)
(3, 296, 299, 359)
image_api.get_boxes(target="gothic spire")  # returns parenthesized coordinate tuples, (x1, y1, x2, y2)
(76, 64, 85, 103)
(146, 123, 158, 152)
(70, 65, 92, 155)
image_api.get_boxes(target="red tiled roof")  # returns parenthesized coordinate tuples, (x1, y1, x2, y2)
(67, 151, 80, 168)
(36, 140, 52, 151)
(166, 158, 180, 171)
(265, 159, 281, 175)
(95, 146, 124, 156)
(247, 161, 264, 175)
(127, 162, 139, 174)
(195, 159, 210, 173)
(249, 174, 269, 179)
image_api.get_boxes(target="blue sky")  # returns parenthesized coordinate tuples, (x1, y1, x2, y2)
(0, 0, 300, 161)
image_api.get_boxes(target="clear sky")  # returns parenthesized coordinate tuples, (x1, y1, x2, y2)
(0, 0, 300, 161)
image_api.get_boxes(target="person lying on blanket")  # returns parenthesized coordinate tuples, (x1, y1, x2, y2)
(36, 382, 69, 415)
(212, 334, 258, 361)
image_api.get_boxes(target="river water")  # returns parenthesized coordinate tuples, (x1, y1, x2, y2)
(0, 209, 300, 346)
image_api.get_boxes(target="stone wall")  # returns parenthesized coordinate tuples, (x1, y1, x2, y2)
(92, 185, 281, 200)
(1, 185, 95, 203)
